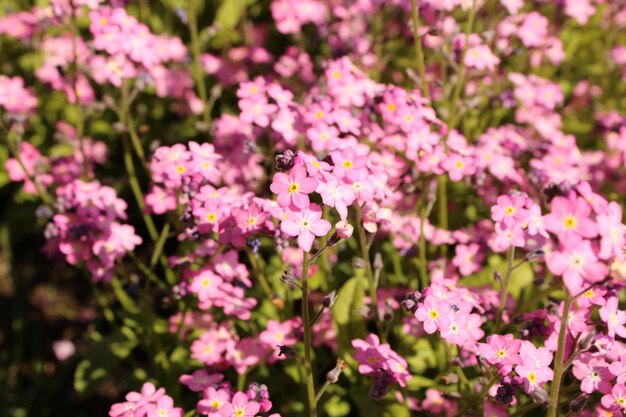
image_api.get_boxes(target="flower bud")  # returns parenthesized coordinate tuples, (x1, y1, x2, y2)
(275, 150, 296, 172)
(322, 290, 338, 309)
(529, 387, 551, 406)
(373, 253, 383, 270)
(279, 271, 301, 290)
(326, 360, 347, 383)
(277, 345, 298, 359)
(334, 220, 354, 240)
(569, 393, 589, 414)
(353, 258, 366, 269)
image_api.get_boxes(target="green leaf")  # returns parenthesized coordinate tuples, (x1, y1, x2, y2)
(332, 276, 367, 365)
(324, 394, 351, 417)
(215, 0, 246, 31)
(74, 327, 138, 394)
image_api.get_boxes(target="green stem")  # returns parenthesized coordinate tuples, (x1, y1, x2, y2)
(314, 381, 331, 404)
(418, 197, 428, 289)
(354, 205, 386, 342)
(546, 291, 573, 417)
(495, 246, 515, 332)
(438, 175, 448, 258)
(301, 252, 317, 417)
(187, 0, 212, 128)
(244, 247, 278, 316)
(409, 0, 431, 100)
(150, 222, 170, 268)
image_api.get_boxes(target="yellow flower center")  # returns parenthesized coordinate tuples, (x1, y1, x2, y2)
(367, 356, 378, 364)
(429, 310, 439, 319)
(247, 216, 257, 226)
(504, 206, 515, 216)
(563, 215, 577, 229)
(207, 213, 217, 222)
(343, 160, 353, 169)
(527, 372, 537, 383)
(314, 110, 324, 119)
(201, 278, 211, 287)
(387, 103, 396, 112)
(211, 400, 222, 409)
(176, 165, 186, 174)
(235, 408, 245, 417)
(496, 349, 507, 358)
(288, 182, 300, 193)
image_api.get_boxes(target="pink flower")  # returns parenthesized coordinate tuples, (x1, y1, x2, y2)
(179, 370, 223, 393)
(259, 319, 298, 348)
(543, 196, 598, 246)
(597, 202, 626, 260)
(330, 147, 367, 181)
(270, 165, 318, 209)
(491, 194, 529, 228)
(452, 243, 484, 276)
(415, 295, 451, 334)
(219, 392, 260, 417)
(280, 204, 331, 252)
(316, 174, 356, 219)
(197, 387, 230, 417)
(599, 297, 626, 338)
(572, 357, 612, 394)
(464, 44, 500, 71)
(515, 341, 553, 393)
(147, 396, 183, 417)
(477, 334, 522, 375)
(547, 240, 608, 294)
(601, 383, 626, 411)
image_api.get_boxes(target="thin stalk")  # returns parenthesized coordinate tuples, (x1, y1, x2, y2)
(354, 205, 386, 342)
(438, 175, 448, 258)
(418, 196, 428, 290)
(495, 246, 515, 332)
(150, 222, 170, 268)
(187, 0, 212, 128)
(244, 247, 278, 316)
(69, 0, 89, 178)
(314, 381, 331, 404)
(546, 291, 573, 417)
(301, 252, 317, 417)
(409, 0, 431, 100)
(121, 136, 158, 240)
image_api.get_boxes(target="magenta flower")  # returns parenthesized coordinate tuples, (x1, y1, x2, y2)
(219, 392, 260, 417)
(330, 146, 367, 181)
(515, 341, 553, 393)
(543, 196, 598, 246)
(599, 297, 626, 338)
(547, 240, 608, 294)
(280, 204, 331, 252)
(316, 174, 356, 219)
(415, 295, 451, 334)
(572, 357, 612, 394)
(270, 165, 318, 209)
(477, 334, 522, 375)
(597, 201, 626, 260)
(147, 396, 183, 417)
(491, 194, 529, 228)
(197, 387, 230, 417)
(601, 383, 626, 411)
(179, 370, 223, 393)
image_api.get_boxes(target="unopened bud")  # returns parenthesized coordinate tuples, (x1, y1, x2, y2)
(275, 150, 296, 172)
(578, 330, 596, 351)
(493, 271, 502, 284)
(353, 258, 366, 269)
(529, 388, 551, 406)
(279, 271, 301, 290)
(570, 393, 589, 414)
(373, 253, 383, 270)
(277, 345, 298, 359)
(334, 220, 354, 240)
(525, 249, 545, 262)
(326, 360, 347, 383)
(322, 290, 338, 309)
(441, 373, 459, 384)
